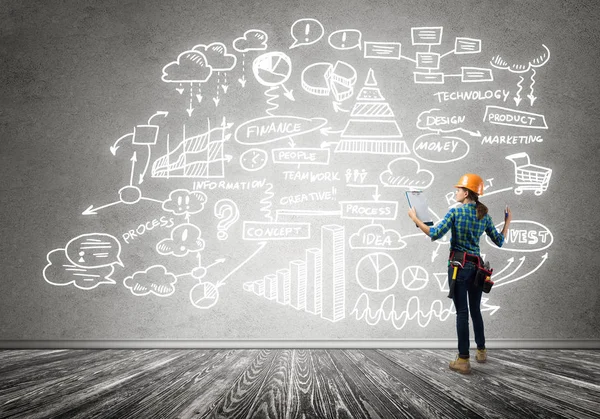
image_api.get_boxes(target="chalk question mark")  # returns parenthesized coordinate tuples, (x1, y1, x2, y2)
(214, 199, 240, 240)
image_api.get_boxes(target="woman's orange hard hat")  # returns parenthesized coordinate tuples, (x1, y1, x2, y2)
(454, 173, 484, 195)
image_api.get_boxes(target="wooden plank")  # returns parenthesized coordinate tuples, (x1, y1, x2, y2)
(343, 349, 480, 418)
(380, 349, 560, 418)
(76, 349, 258, 418)
(198, 349, 283, 418)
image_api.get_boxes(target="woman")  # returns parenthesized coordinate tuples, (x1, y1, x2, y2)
(408, 173, 512, 374)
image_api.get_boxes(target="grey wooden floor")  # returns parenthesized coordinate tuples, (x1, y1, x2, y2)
(0, 349, 598, 418)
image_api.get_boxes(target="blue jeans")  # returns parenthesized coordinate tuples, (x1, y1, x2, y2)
(449, 261, 485, 359)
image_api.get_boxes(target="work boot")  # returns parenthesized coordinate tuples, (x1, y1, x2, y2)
(449, 355, 471, 374)
(476, 348, 487, 363)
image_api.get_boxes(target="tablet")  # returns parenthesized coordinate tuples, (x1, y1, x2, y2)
(405, 190, 434, 227)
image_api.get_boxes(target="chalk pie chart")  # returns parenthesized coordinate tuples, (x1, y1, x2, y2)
(252, 52, 292, 86)
(356, 252, 398, 292)
(402, 266, 429, 291)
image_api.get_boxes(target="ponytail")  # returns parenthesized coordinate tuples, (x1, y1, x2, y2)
(472, 193, 488, 220)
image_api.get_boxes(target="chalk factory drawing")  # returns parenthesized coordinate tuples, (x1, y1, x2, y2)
(43, 18, 554, 334)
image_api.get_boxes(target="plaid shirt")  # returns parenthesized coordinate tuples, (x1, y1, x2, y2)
(429, 202, 504, 255)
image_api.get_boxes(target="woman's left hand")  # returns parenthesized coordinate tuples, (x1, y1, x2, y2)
(408, 207, 418, 221)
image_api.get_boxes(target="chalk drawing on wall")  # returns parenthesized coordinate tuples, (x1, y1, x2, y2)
(233, 29, 269, 87)
(491, 44, 550, 106)
(333, 69, 409, 155)
(328, 29, 362, 51)
(289, 18, 325, 49)
(301, 61, 357, 112)
(252, 51, 295, 115)
(151, 120, 233, 179)
(214, 199, 240, 240)
(505, 152, 552, 195)
(123, 265, 177, 297)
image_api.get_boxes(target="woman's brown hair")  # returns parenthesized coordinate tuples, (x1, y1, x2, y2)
(467, 189, 488, 220)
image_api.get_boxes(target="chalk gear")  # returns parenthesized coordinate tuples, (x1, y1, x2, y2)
(454, 173, 485, 195)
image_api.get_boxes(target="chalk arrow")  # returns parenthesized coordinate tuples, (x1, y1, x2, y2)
(493, 257, 515, 277)
(320, 127, 344, 136)
(514, 97, 522, 106)
(129, 152, 138, 186)
(288, 137, 296, 148)
(432, 242, 442, 262)
(527, 93, 537, 106)
(110, 133, 133, 156)
(320, 141, 338, 148)
(186, 105, 194, 117)
(196, 94, 203, 103)
(147, 111, 168, 124)
(280, 84, 295, 101)
(496, 253, 548, 288)
(206, 258, 226, 269)
(213, 97, 220, 107)
(333, 102, 350, 113)
(221, 85, 229, 94)
(176, 88, 185, 94)
(82, 201, 120, 215)
(224, 154, 233, 162)
(238, 76, 247, 87)
(481, 298, 501, 315)
(223, 133, 232, 142)
(495, 256, 525, 283)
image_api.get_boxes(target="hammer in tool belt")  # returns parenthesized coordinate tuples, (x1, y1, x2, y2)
(448, 260, 463, 299)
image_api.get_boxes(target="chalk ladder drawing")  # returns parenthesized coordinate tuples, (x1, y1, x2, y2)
(333, 69, 409, 155)
(151, 119, 233, 178)
(244, 224, 346, 323)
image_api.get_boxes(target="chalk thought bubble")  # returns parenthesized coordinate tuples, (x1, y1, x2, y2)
(65, 233, 123, 268)
(123, 265, 177, 297)
(490, 44, 550, 73)
(43, 248, 116, 290)
(156, 223, 205, 257)
(290, 18, 324, 49)
(162, 189, 208, 216)
(162, 50, 213, 83)
(233, 29, 268, 52)
(379, 158, 434, 189)
(193, 42, 237, 71)
(350, 224, 406, 250)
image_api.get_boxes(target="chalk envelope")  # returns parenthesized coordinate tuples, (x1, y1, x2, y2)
(65, 233, 123, 268)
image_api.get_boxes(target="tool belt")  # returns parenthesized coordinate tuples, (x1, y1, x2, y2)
(448, 250, 494, 294)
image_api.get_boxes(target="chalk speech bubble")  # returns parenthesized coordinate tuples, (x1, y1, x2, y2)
(328, 29, 362, 50)
(290, 18, 324, 49)
(163, 189, 208, 216)
(235, 116, 328, 145)
(43, 248, 116, 290)
(65, 233, 123, 268)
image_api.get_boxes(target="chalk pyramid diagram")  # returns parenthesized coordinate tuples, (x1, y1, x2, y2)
(335, 69, 409, 155)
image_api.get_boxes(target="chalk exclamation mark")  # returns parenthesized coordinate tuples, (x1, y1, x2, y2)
(341, 31, 347, 48)
(305, 23, 310, 42)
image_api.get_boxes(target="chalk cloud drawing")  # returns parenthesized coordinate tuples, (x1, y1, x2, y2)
(162, 189, 208, 220)
(156, 223, 205, 257)
(193, 42, 237, 72)
(289, 18, 324, 49)
(162, 50, 213, 83)
(380, 157, 434, 189)
(124, 265, 177, 297)
(233, 29, 268, 88)
(349, 224, 407, 250)
(491, 44, 550, 106)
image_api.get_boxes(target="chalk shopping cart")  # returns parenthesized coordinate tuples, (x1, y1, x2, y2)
(505, 152, 552, 196)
